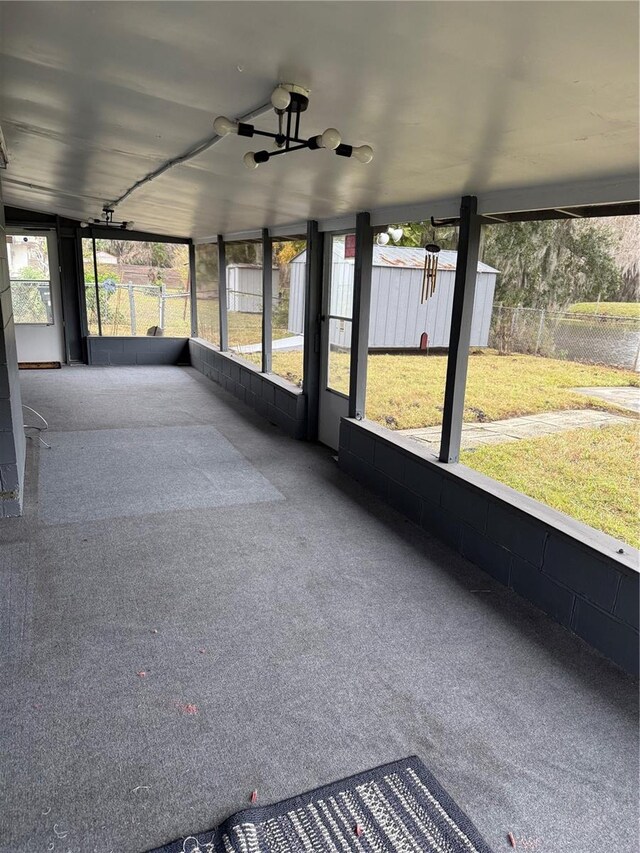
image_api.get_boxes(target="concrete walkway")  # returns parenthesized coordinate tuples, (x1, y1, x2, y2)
(402, 408, 634, 450)
(234, 334, 304, 354)
(573, 385, 640, 413)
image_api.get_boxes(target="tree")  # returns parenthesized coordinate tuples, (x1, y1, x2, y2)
(385, 216, 631, 310)
(93, 239, 180, 268)
(482, 219, 623, 309)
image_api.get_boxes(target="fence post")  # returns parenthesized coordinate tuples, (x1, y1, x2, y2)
(128, 283, 136, 335)
(535, 308, 545, 354)
(159, 283, 166, 330)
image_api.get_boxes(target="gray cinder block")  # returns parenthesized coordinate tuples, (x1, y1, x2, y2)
(511, 556, 574, 627)
(420, 499, 462, 549)
(572, 598, 639, 675)
(614, 573, 639, 630)
(461, 525, 511, 585)
(487, 503, 548, 567)
(373, 442, 406, 482)
(441, 479, 488, 533)
(544, 536, 620, 611)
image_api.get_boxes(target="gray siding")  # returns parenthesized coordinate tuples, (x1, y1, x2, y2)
(339, 417, 639, 675)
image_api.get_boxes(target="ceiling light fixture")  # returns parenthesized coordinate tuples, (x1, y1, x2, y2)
(376, 226, 404, 246)
(80, 207, 134, 230)
(214, 83, 374, 170)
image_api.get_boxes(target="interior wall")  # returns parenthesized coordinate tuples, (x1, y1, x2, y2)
(0, 181, 26, 516)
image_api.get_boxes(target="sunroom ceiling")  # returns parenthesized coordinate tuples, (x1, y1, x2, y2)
(0, 1, 638, 239)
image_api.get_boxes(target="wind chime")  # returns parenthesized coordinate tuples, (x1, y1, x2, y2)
(421, 243, 441, 303)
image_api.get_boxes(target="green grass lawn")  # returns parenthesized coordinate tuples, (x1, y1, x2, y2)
(568, 302, 640, 319)
(271, 349, 639, 429)
(462, 423, 639, 547)
(272, 348, 639, 545)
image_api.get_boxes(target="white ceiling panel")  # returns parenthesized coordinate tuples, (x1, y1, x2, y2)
(0, 1, 637, 238)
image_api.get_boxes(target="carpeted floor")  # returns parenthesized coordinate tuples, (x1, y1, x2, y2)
(0, 365, 637, 853)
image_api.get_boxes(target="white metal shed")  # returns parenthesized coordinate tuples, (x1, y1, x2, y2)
(288, 245, 498, 349)
(226, 264, 280, 313)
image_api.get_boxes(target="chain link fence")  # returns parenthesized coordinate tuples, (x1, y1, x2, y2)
(488, 305, 640, 370)
(10, 280, 53, 325)
(85, 282, 191, 337)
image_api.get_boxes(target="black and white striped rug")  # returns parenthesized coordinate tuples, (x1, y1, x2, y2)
(147, 756, 493, 853)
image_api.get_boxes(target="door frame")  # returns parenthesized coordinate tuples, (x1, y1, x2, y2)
(317, 229, 354, 450)
(6, 227, 66, 365)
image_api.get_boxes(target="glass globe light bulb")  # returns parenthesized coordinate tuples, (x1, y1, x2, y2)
(321, 128, 341, 150)
(243, 152, 259, 170)
(214, 116, 237, 136)
(352, 144, 374, 164)
(271, 87, 291, 111)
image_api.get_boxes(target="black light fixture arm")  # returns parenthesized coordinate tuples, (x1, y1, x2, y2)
(213, 84, 374, 170)
(80, 206, 134, 230)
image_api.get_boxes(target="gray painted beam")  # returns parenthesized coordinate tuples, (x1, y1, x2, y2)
(217, 235, 229, 351)
(439, 195, 482, 463)
(348, 212, 374, 419)
(302, 220, 323, 441)
(262, 228, 272, 374)
(90, 232, 103, 336)
(188, 242, 197, 338)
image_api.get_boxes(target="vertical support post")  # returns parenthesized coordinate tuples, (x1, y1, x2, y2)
(128, 283, 136, 335)
(535, 308, 545, 354)
(159, 282, 166, 330)
(302, 220, 323, 440)
(262, 228, 272, 373)
(348, 212, 374, 419)
(217, 235, 228, 351)
(189, 242, 197, 338)
(91, 233, 102, 336)
(439, 195, 482, 463)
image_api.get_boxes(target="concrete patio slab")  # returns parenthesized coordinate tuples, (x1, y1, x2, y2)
(401, 408, 634, 450)
(573, 386, 640, 413)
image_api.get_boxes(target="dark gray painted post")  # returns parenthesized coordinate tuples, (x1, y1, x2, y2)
(217, 235, 228, 351)
(188, 242, 197, 338)
(262, 228, 272, 373)
(91, 232, 102, 336)
(348, 212, 374, 419)
(439, 195, 482, 463)
(302, 220, 323, 440)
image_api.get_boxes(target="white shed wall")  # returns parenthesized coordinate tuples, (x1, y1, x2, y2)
(288, 262, 497, 348)
(227, 266, 280, 314)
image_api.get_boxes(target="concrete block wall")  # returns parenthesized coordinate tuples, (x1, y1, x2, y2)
(0, 181, 26, 517)
(189, 338, 307, 440)
(87, 336, 190, 365)
(339, 418, 639, 675)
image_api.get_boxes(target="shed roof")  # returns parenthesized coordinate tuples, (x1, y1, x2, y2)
(293, 245, 498, 274)
(371, 246, 498, 273)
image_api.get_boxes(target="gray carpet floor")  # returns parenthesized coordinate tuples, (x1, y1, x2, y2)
(1, 365, 637, 853)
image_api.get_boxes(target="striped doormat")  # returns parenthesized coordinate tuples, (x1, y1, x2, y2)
(146, 756, 493, 853)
